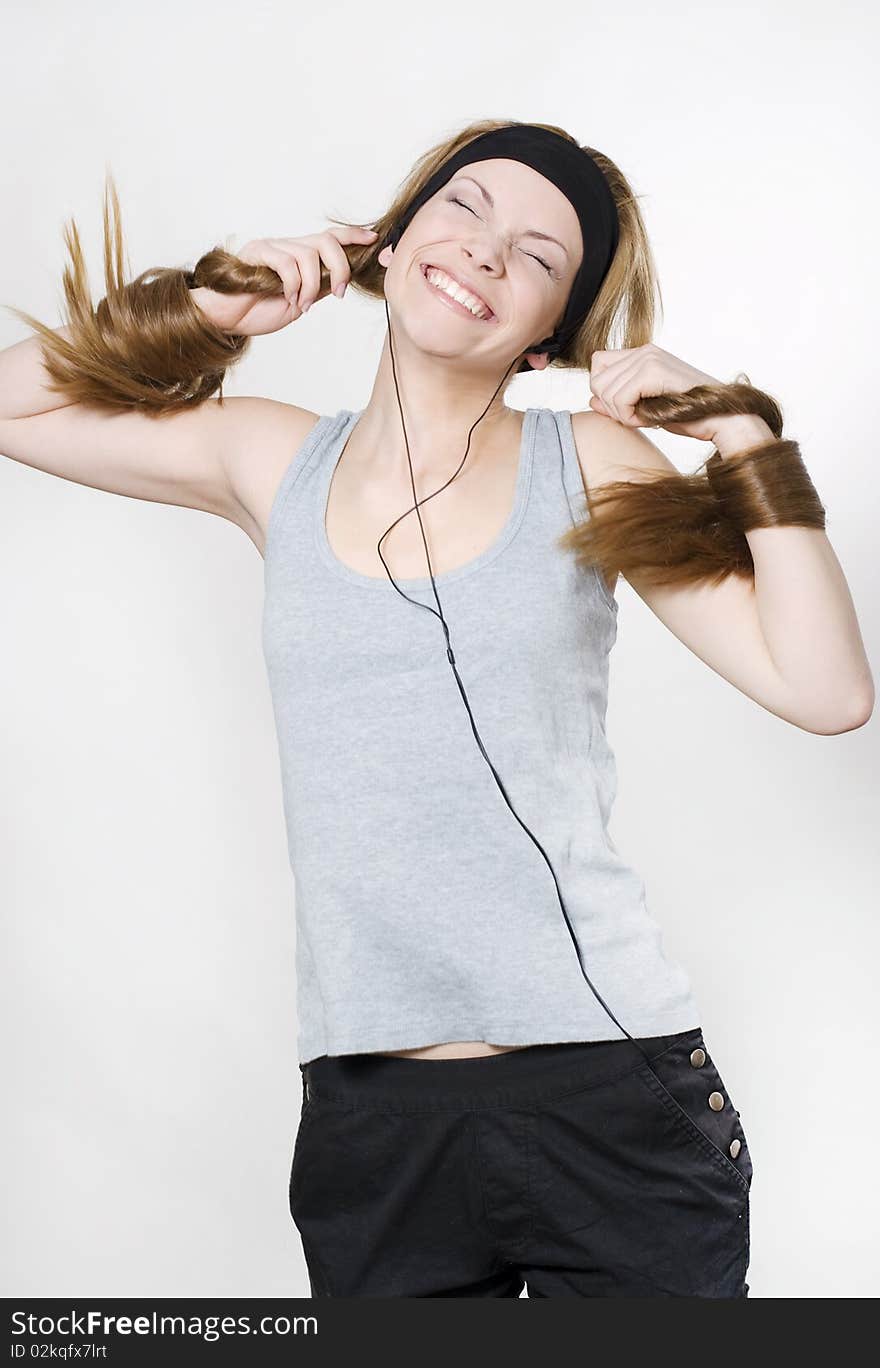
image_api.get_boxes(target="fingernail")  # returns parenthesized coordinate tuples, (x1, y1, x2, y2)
(302, 300, 311, 312)
(334, 284, 344, 298)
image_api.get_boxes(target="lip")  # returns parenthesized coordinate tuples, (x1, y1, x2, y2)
(420, 262, 497, 322)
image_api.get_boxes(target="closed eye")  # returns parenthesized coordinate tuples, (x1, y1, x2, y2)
(449, 196, 554, 274)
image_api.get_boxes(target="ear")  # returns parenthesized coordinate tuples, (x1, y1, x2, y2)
(378, 244, 394, 269)
(522, 350, 551, 371)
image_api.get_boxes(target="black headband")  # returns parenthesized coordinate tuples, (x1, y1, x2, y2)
(379, 122, 620, 362)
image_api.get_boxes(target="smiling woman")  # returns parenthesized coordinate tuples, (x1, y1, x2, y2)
(4, 112, 870, 1302)
(5, 117, 637, 414)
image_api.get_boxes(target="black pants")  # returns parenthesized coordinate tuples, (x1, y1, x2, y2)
(289, 1025, 753, 1298)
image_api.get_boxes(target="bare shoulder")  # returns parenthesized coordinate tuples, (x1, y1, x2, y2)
(219, 396, 322, 555)
(569, 409, 678, 490)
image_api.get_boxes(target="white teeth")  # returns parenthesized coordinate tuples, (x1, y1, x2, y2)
(425, 267, 490, 319)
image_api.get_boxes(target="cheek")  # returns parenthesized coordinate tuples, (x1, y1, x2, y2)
(519, 281, 556, 327)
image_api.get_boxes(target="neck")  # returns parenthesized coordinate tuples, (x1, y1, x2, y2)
(352, 330, 523, 479)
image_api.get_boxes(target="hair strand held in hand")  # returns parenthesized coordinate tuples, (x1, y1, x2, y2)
(3, 173, 257, 416)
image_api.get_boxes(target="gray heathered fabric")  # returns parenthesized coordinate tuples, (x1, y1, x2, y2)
(262, 406, 702, 1064)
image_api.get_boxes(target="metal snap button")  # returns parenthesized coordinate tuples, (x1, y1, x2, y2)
(729, 1138, 741, 1159)
(708, 1091, 725, 1111)
(690, 1047, 707, 1067)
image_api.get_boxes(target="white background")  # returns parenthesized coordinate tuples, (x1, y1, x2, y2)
(1, 0, 877, 1298)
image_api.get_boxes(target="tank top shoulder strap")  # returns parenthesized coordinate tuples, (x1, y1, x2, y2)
(528, 407, 619, 617)
(520, 406, 588, 530)
(544, 407, 590, 529)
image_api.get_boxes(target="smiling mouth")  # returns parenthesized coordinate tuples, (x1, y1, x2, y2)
(420, 264, 497, 322)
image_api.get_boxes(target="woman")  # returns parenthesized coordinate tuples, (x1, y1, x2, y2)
(2, 118, 872, 1298)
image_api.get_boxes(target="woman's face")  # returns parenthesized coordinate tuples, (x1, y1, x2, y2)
(378, 157, 583, 369)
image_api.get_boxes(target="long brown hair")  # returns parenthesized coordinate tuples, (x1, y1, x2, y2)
(3, 117, 653, 405)
(5, 118, 808, 588)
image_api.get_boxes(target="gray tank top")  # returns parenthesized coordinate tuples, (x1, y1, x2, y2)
(262, 406, 701, 1064)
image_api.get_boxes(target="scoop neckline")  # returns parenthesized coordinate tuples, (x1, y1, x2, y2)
(313, 406, 538, 591)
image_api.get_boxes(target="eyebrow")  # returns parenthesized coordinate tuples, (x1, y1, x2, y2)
(452, 174, 570, 257)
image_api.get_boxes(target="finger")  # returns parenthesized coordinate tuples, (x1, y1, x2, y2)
(315, 231, 356, 298)
(256, 242, 302, 306)
(274, 224, 377, 252)
(324, 223, 380, 245)
(596, 355, 644, 424)
(590, 347, 634, 379)
(289, 246, 321, 312)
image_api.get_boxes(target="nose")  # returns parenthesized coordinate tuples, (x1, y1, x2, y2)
(461, 228, 509, 274)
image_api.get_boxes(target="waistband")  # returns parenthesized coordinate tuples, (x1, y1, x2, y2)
(300, 1027, 704, 1112)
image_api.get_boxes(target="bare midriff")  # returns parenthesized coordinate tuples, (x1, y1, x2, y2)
(376, 1041, 530, 1059)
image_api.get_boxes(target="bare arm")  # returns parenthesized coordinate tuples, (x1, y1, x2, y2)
(0, 217, 374, 534)
(572, 411, 874, 736)
(0, 325, 79, 420)
(0, 292, 312, 527)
